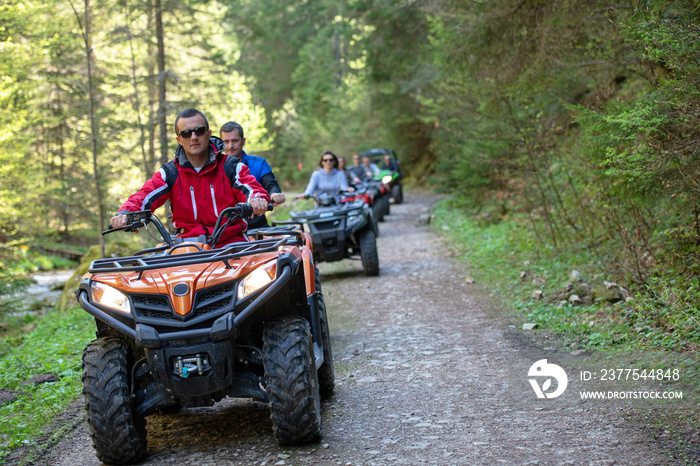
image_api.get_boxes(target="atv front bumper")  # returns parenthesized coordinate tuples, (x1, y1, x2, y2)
(77, 265, 293, 348)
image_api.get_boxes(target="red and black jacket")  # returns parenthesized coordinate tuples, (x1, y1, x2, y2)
(117, 137, 269, 246)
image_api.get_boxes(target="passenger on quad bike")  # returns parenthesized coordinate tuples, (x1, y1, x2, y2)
(381, 154, 398, 171)
(298, 151, 353, 203)
(219, 120, 286, 229)
(339, 178, 389, 223)
(348, 153, 370, 184)
(361, 156, 381, 179)
(78, 203, 334, 464)
(111, 109, 270, 247)
(337, 155, 362, 186)
(359, 148, 404, 205)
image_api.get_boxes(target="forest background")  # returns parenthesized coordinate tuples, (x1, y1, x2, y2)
(2, 0, 700, 456)
(1, 0, 700, 348)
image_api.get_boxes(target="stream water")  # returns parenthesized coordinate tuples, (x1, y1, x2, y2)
(13, 270, 75, 313)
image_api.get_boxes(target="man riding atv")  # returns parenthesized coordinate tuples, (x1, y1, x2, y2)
(111, 108, 270, 246)
(79, 110, 335, 463)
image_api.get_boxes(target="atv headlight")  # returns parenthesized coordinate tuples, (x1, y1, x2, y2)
(91, 281, 132, 314)
(238, 260, 277, 300)
(347, 214, 363, 229)
(382, 175, 393, 184)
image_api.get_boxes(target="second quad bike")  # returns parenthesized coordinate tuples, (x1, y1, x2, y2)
(359, 148, 403, 204)
(342, 180, 390, 223)
(76, 204, 334, 464)
(284, 195, 379, 276)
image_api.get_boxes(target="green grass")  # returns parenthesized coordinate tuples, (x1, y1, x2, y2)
(267, 197, 316, 223)
(432, 199, 700, 352)
(0, 307, 94, 461)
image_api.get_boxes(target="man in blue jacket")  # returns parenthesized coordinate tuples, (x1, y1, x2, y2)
(220, 121, 286, 229)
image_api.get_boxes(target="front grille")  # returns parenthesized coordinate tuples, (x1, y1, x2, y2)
(133, 294, 172, 319)
(314, 220, 341, 231)
(131, 283, 235, 322)
(193, 283, 236, 317)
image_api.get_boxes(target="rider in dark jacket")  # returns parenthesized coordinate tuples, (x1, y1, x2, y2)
(220, 121, 286, 229)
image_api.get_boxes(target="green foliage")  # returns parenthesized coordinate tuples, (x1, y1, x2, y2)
(221, 0, 435, 185)
(0, 307, 94, 460)
(434, 199, 700, 351)
(0, 0, 271, 246)
(1, 0, 699, 353)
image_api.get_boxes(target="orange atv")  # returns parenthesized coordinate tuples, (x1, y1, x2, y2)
(75, 204, 334, 464)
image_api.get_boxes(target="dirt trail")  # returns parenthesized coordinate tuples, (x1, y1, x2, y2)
(21, 193, 694, 465)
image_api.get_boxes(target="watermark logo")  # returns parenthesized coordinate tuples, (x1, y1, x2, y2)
(528, 359, 568, 399)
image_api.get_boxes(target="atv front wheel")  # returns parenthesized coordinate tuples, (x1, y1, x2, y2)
(382, 194, 391, 216)
(371, 214, 379, 237)
(314, 268, 335, 398)
(263, 317, 322, 445)
(372, 199, 385, 222)
(359, 229, 379, 276)
(82, 337, 147, 464)
(391, 184, 403, 204)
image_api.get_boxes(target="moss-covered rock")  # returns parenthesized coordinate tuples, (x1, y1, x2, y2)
(591, 284, 624, 303)
(57, 241, 136, 311)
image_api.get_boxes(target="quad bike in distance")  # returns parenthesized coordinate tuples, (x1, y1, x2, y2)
(284, 194, 379, 276)
(358, 148, 403, 204)
(76, 204, 334, 464)
(343, 180, 391, 223)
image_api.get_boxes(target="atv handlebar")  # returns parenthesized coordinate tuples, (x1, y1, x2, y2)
(103, 203, 273, 249)
(104, 211, 174, 247)
(209, 203, 274, 248)
(105, 211, 151, 233)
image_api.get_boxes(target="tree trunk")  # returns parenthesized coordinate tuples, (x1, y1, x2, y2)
(124, 2, 150, 180)
(75, 0, 105, 257)
(154, 0, 174, 233)
(155, 0, 168, 165)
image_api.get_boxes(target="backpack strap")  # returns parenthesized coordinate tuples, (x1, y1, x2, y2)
(223, 154, 242, 187)
(222, 154, 256, 198)
(161, 160, 179, 190)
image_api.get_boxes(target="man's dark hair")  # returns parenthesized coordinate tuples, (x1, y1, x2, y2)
(174, 108, 209, 134)
(220, 121, 244, 138)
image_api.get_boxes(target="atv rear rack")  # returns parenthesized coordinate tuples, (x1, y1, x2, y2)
(89, 237, 288, 273)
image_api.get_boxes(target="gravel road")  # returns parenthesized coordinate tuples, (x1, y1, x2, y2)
(15, 193, 698, 465)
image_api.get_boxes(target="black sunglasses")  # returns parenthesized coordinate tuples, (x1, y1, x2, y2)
(178, 126, 208, 138)
(322, 158, 334, 162)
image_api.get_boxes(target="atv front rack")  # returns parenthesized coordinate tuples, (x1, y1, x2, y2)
(90, 237, 288, 273)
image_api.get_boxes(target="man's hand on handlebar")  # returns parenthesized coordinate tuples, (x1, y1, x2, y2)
(249, 197, 268, 216)
(271, 193, 286, 206)
(110, 213, 128, 229)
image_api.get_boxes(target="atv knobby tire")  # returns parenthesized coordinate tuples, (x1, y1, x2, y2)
(373, 199, 385, 222)
(391, 184, 403, 204)
(370, 213, 379, 237)
(263, 317, 322, 445)
(359, 229, 380, 276)
(382, 194, 391, 216)
(82, 337, 147, 464)
(315, 268, 335, 398)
